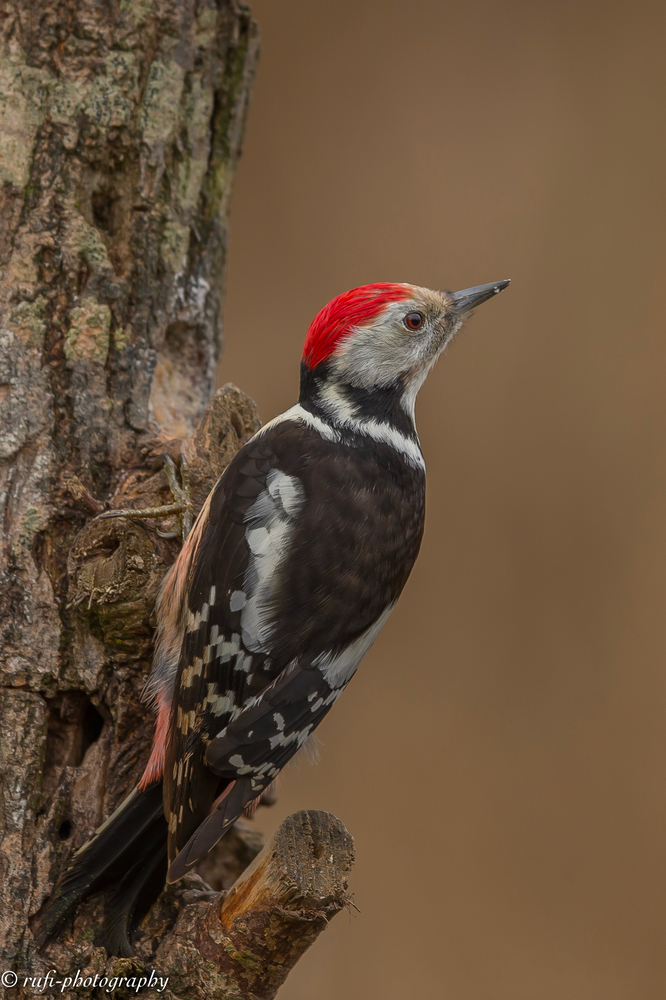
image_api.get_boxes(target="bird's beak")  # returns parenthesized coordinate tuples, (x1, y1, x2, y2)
(448, 279, 511, 316)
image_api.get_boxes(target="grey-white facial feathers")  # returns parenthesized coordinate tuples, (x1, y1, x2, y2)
(328, 285, 463, 418)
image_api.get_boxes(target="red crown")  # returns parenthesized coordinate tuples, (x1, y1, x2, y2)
(303, 283, 412, 369)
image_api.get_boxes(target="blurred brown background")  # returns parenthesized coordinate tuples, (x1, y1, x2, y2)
(219, 1, 666, 997)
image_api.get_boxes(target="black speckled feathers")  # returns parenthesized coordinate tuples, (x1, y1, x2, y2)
(164, 414, 425, 879)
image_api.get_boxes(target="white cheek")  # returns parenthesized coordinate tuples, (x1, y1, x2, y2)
(332, 326, 426, 390)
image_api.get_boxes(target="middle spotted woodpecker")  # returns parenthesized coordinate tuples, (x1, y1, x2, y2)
(40, 278, 510, 954)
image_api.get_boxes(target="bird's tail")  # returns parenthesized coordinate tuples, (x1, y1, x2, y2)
(37, 781, 168, 957)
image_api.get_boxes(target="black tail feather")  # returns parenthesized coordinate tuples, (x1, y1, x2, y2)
(166, 777, 255, 883)
(103, 826, 168, 956)
(38, 781, 167, 954)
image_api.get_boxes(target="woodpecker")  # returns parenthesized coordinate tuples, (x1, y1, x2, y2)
(40, 278, 509, 955)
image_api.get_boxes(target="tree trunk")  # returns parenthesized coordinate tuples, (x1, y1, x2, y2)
(0, 2, 354, 996)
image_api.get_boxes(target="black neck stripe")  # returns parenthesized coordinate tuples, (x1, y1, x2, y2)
(299, 361, 417, 439)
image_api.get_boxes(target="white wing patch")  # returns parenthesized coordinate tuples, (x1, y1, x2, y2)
(229, 590, 246, 611)
(240, 470, 305, 654)
(313, 603, 396, 688)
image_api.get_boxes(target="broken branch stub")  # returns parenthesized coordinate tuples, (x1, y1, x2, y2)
(158, 811, 355, 1000)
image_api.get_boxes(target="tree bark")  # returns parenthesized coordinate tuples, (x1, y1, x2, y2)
(0, 2, 354, 995)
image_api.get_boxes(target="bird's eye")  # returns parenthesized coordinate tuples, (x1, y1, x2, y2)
(404, 311, 424, 331)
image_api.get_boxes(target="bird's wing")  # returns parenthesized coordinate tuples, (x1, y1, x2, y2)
(164, 413, 425, 872)
(163, 428, 286, 864)
(166, 660, 342, 881)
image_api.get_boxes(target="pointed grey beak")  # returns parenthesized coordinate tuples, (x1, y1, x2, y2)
(449, 279, 511, 316)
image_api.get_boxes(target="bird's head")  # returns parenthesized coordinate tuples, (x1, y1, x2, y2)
(300, 280, 510, 421)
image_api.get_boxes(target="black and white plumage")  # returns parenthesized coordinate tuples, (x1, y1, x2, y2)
(40, 278, 509, 954)
(164, 407, 425, 880)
